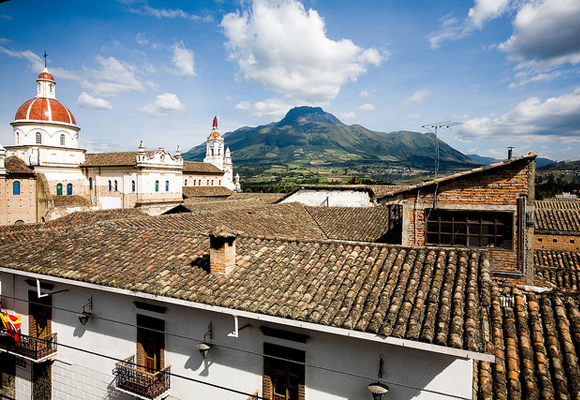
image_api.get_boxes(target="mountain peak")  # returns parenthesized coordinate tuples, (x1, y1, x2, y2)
(278, 106, 343, 127)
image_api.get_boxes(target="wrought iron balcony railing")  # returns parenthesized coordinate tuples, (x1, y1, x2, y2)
(113, 355, 171, 400)
(0, 331, 57, 362)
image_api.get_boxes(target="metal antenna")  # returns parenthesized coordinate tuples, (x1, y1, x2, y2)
(422, 121, 461, 176)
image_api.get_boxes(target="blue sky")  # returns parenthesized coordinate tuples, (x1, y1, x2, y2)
(1, 0, 580, 161)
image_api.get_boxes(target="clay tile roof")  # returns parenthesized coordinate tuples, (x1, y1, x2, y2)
(535, 200, 580, 210)
(14, 98, 76, 125)
(183, 161, 224, 174)
(83, 152, 142, 167)
(534, 249, 580, 290)
(535, 209, 580, 235)
(475, 286, 580, 399)
(182, 186, 233, 198)
(0, 220, 492, 356)
(378, 152, 538, 200)
(53, 195, 91, 207)
(5, 156, 34, 175)
(305, 206, 401, 242)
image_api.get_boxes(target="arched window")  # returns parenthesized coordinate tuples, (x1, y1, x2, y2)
(15, 132, 19, 144)
(35, 132, 42, 144)
(56, 183, 63, 196)
(185, 179, 188, 186)
(165, 181, 169, 191)
(198, 180, 201, 186)
(193, 180, 196, 186)
(206, 180, 209, 186)
(108, 180, 112, 191)
(89, 177, 93, 190)
(211, 180, 214, 186)
(155, 180, 159, 192)
(114, 180, 118, 191)
(132, 180, 136, 192)
(67, 183, 73, 195)
(13, 181, 20, 195)
(219, 180, 221, 186)
(60, 134, 65, 146)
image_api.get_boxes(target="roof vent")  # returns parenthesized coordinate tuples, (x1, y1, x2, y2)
(209, 226, 240, 275)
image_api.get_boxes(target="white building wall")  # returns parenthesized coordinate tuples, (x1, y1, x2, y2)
(280, 189, 372, 207)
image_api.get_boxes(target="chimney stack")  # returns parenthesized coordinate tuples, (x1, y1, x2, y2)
(209, 226, 240, 275)
(507, 146, 514, 159)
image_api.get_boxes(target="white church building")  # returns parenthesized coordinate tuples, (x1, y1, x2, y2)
(0, 67, 239, 224)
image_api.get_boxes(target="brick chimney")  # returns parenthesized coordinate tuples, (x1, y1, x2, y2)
(209, 226, 240, 275)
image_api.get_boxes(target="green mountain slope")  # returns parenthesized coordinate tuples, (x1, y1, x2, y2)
(184, 106, 479, 171)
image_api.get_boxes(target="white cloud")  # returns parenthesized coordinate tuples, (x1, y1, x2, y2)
(136, 93, 186, 117)
(499, 0, 580, 66)
(220, 0, 384, 102)
(82, 56, 146, 97)
(234, 101, 252, 111)
(357, 103, 375, 111)
(76, 92, 113, 110)
(128, 5, 211, 21)
(458, 87, 580, 142)
(335, 111, 356, 120)
(407, 88, 432, 103)
(429, 0, 510, 49)
(405, 112, 422, 120)
(467, 0, 511, 29)
(0, 46, 44, 72)
(359, 90, 374, 98)
(234, 98, 293, 118)
(171, 41, 196, 76)
(136, 33, 149, 46)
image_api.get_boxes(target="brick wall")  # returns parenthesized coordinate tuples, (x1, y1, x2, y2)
(535, 233, 580, 251)
(389, 158, 534, 281)
(210, 236, 237, 275)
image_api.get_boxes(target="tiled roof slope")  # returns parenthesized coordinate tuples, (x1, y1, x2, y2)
(534, 250, 580, 290)
(305, 206, 400, 242)
(535, 209, 580, 234)
(535, 200, 580, 210)
(378, 153, 537, 200)
(53, 195, 91, 207)
(116, 203, 328, 240)
(5, 156, 34, 175)
(182, 186, 233, 198)
(0, 224, 55, 246)
(83, 152, 144, 167)
(44, 208, 147, 229)
(475, 286, 580, 399)
(183, 161, 223, 174)
(0, 223, 492, 355)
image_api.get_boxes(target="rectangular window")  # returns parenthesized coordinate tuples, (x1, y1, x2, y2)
(425, 210, 512, 249)
(263, 343, 305, 400)
(137, 315, 165, 372)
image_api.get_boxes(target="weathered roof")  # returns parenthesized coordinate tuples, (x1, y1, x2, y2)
(535, 200, 580, 210)
(83, 152, 143, 167)
(305, 206, 400, 243)
(534, 249, 580, 290)
(5, 156, 34, 175)
(475, 286, 580, 399)
(378, 153, 537, 200)
(183, 161, 223, 174)
(535, 209, 580, 235)
(182, 186, 233, 198)
(0, 218, 492, 356)
(53, 195, 91, 207)
(276, 185, 375, 203)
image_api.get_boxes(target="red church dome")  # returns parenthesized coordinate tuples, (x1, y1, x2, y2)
(14, 97, 77, 125)
(37, 70, 55, 81)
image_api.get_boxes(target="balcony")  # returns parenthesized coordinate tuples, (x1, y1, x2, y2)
(113, 355, 171, 400)
(0, 332, 57, 362)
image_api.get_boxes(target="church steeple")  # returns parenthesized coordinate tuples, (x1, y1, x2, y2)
(36, 67, 56, 99)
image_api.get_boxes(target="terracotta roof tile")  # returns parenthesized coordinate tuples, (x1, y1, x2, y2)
(5, 156, 34, 175)
(0, 220, 492, 355)
(183, 161, 223, 174)
(475, 286, 580, 399)
(53, 195, 91, 207)
(535, 209, 580, 234)
(83, 152, 143, 167)
(182, 186, 233, 198)
(534, 250, 580, 290)
(535, 200, 580, 210)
